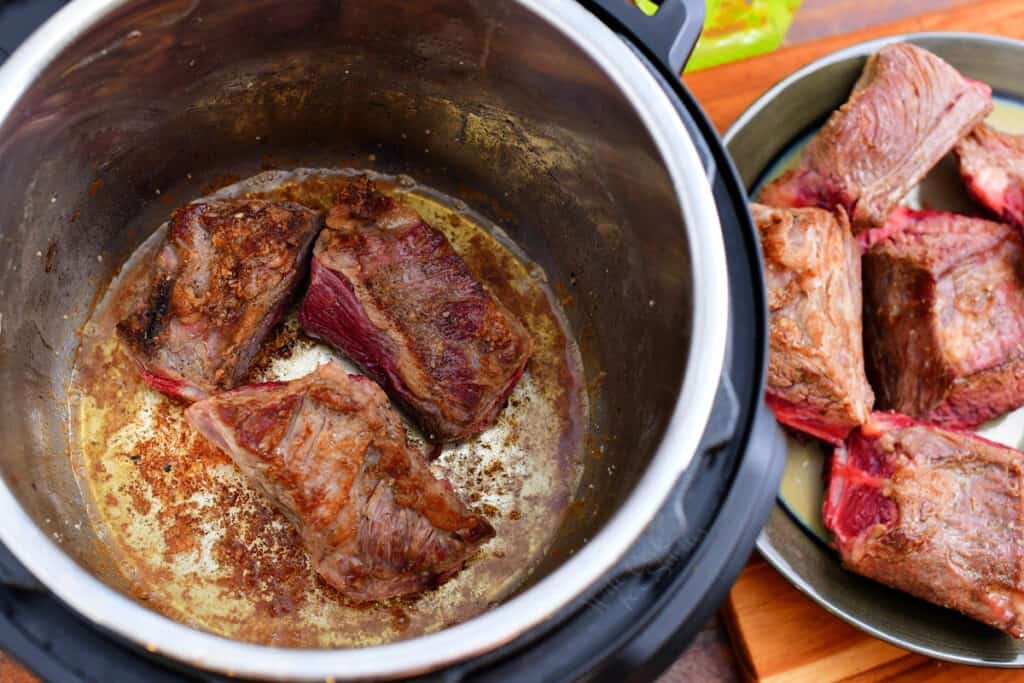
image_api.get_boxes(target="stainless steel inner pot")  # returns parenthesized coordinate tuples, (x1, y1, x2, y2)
(0, 0, 728, 679)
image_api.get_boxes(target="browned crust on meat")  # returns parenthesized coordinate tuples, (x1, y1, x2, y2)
(168, 201, 315, 329)
(118, 276, 174, 356)
(759, 43, 992, 230)
(864, 211, 1024, 428)
(834, 421, 1024, 637)
(309, 179, 533, 441)
(752, 203, 874, 429)
(117, 199, 322, 395)
(186, 364, 495, 602)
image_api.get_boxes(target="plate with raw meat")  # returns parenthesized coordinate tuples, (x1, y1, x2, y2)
(727, 32, 1024, 665)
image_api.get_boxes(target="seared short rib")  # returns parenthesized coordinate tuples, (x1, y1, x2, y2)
(824, 412, 1024, 638)
(752, 204, 873, 444)
(759, 43, 992, 231)
(299, 179, 533, 442)
(118, 200, 322, 402)
(863, 207, 1024, 429)
(956, 123, 1024, 229)
(186, 362, 495, 602)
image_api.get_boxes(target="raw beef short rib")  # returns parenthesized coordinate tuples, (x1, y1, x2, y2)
(759, 43, 992, 231)
(956, 123, 1024, 229)
(824, 412, 1024, 638)
(752, 204, 873, 444)
(863, 207, 1024, 428)
(185, 362, 495, 602)
(299, 178, 533, 442)
(118, 199, 322, 402)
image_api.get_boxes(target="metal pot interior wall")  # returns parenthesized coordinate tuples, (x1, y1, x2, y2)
(0, 0, 694, 622)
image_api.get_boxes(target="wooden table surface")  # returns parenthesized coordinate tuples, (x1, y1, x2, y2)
(0, 1, 986, 681)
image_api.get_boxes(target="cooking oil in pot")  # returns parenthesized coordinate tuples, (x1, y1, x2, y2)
(69, 169, 587, 647)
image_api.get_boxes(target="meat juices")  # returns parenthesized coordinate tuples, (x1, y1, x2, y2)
(824, 412, 1024, 638)
(752, 204, 873, 445)
(118, 200, 322, 402)
(299, 179, 533, 442)
(956, 123, 1024, 229)
(186, 362, 495, 602)
(759, 42, 992, 231)
(863, 207, 1024, 429)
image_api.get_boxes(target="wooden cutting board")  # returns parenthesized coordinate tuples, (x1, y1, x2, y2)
(683, 1, 1024, 681)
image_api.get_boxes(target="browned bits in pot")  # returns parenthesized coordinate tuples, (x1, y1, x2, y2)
(69, 170, 588, 647)
(45, 240, 57, 273)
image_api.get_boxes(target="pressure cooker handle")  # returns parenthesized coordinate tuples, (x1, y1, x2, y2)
(586, 0, 706, 75)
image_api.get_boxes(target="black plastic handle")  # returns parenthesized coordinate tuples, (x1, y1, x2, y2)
(587, 0, 706, 75)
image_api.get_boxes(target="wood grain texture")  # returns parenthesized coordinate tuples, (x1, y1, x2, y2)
(0, 654, 39, 683)
(684, 0, 1024, 133)
(724, 560, 912, 683)
(708, 2, 1024, 681)
(727, 558, 1024, 681)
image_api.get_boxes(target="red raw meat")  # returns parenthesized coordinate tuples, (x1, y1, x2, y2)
(855, 204, 926, 252)
(956, 123, 1024, 229)
(759, 43, 992, 231)
(863, 207, 1024, 428)
(824, 412, 1024, 638)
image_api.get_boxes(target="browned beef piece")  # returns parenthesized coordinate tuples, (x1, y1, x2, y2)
(117, 200, 322, 402)
(824, 412, 1024, 638)
(956, 123, 1024, 229)
(759, 43, 992, 232)
(863, 207, 1024, 429)
(185, 362, 495, 602)
(299, 179, 533, 442)
(752, 204, 873, 445)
